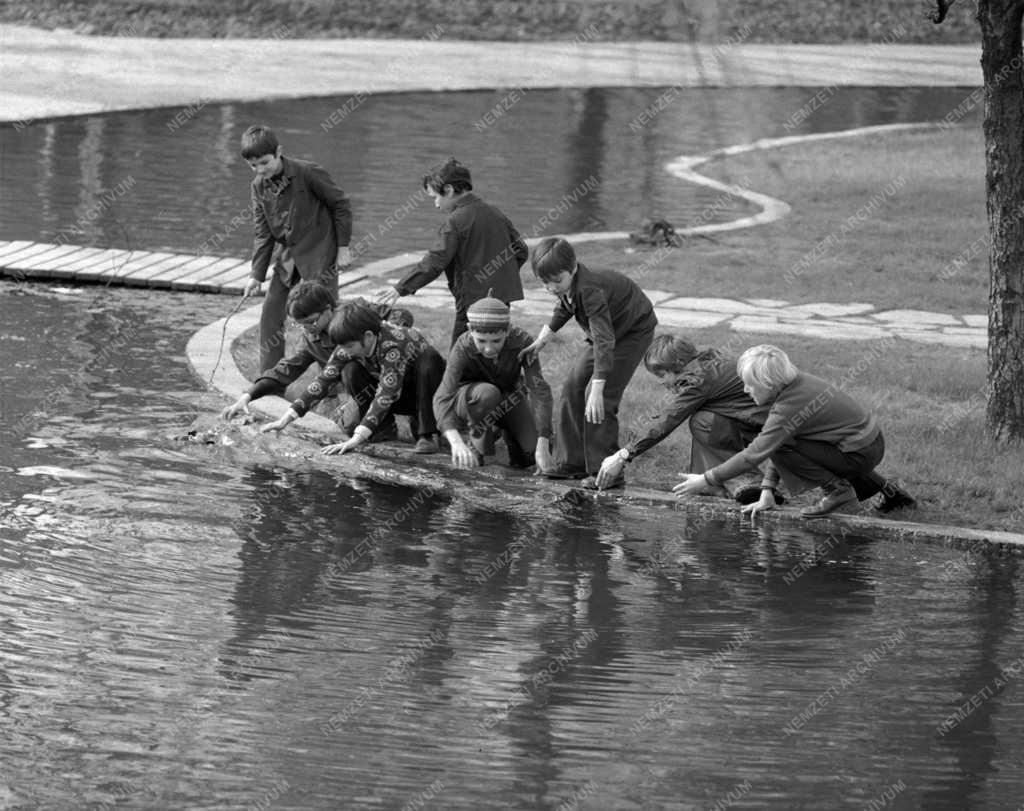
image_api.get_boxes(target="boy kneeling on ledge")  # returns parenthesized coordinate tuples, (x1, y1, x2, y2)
(673, 344, 916, 519)
(261, 301, 445, 455)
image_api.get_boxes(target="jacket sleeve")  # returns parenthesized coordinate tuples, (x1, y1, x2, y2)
(306, 163, 352, 248)
(291, 346, 348, 417)
(250, 185, 274, 282)
(580, 286, 616, 379)
(432, 342, 470, 433)
(705, 407, 792, 484)
(521, 353, 554, 439)
(396, 218, 459, 296)
(626, 377, 709, 458)
(358, 339, 411, 431)
(250, 344, 319, 400)
(547, 296, 574, 333)
(508, 219, 529, 269)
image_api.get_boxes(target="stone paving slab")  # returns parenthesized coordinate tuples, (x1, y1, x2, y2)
(872, 309, 963, 325)
(783, 302, 877, 317)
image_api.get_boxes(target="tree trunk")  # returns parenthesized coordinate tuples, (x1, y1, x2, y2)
(980, 0, 1024, 440)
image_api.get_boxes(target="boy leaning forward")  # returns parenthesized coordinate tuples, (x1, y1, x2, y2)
(524, 237, 657, 489)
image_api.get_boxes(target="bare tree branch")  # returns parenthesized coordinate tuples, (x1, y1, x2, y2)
(928, 0, 958, 24)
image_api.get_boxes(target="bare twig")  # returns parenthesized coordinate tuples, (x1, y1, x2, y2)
(928, 0, 958, 24)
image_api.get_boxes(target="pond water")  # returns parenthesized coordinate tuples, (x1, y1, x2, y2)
(0, 86, 1018, 810)
(1, 286, 1023, 809)
(0, 86, 980, 262)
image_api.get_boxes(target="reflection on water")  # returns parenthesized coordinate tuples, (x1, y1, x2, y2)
(0, 86, 980, 264)
(1, 287, 1023, 808)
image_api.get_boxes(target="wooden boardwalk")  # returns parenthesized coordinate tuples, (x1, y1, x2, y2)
(0, 240, 372, 295)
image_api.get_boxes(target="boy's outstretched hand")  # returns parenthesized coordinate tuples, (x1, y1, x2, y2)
(518, 325, 553, 364)
(533, 437, 554, 475)
(336, 246, 352, 269)
(672, 473, 714, 498)
(741, 489, 777, 521)
(376, 287, 401, 308)
(322, 425, 372, 455)
(584, 380, 605, 423)
(259, 408, 298, 434)
(221, 394, 251, 420)
(595, 451, 624, 489)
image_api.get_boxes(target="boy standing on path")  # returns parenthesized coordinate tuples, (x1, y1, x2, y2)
(433, 293, 555, 472)
(241, 125, 353, 372)
(522, 237, 657, 489)
(377, 158, 528, 346)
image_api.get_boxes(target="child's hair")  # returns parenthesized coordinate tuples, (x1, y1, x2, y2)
(240, 125, 279, 160)
(286, 281, 336, 320)
(422, 157, 473, 195)
(736, 344, 799, 390)
(328, 301, 383, 345)
(644, 334, 698, 375)
(530, 237, 576, 282)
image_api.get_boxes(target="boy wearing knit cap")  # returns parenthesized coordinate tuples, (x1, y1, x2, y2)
(522, 237, 657, 489)
(433, 292, 554, 471)
(377, 157, 529, 347)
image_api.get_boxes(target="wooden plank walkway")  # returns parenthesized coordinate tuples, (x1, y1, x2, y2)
(0, 240, 252, 294)
(0, 240, 380, 295)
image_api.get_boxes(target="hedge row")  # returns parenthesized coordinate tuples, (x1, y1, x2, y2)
(0, 0, 980, 43)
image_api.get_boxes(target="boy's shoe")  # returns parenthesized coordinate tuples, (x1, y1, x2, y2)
(731, 483, 763, 505)
(371, 420, 399, 443)
(544, 466, 589, 480)
(800, 480, 858, 518)
(414, 435, 440, 454)
(872, 484, 917, 514)
(580, 474, 625, 491)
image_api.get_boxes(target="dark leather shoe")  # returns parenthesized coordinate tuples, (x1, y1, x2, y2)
(801, 481, 857, 518)
(733, 484, 786, 506)
(872, 486, 917, 514)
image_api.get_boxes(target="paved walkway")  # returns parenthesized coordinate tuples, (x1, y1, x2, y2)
(0, 24, 981, 122)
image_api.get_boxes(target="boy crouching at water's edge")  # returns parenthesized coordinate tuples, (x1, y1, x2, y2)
(433, 292, 555, 472)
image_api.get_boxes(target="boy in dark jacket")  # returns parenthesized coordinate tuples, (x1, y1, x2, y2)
(377, 158, 528, 346)
(241, 125, 353, 372)
(522, 237, 657, 489)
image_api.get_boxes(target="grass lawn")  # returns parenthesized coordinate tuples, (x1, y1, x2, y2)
(230, 123, 1022, 534)
(581, 124, 990, 314)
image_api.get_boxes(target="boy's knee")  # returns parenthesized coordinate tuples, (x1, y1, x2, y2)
(688, 410, 717, 440)
(462, 383, 502, 422)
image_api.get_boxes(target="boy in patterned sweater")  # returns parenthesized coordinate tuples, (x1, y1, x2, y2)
(260, 301, 445, 454)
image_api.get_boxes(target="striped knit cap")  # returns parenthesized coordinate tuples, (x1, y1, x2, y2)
(467, 290, 510, 329)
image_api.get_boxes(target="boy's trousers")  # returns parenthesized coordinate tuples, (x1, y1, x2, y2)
(258, 263, 338, 372)
(554, 328, 654, 474)
(455, 382, 537, 467)
(338, 348, 445, 438)
(771, 432, 887, 499)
